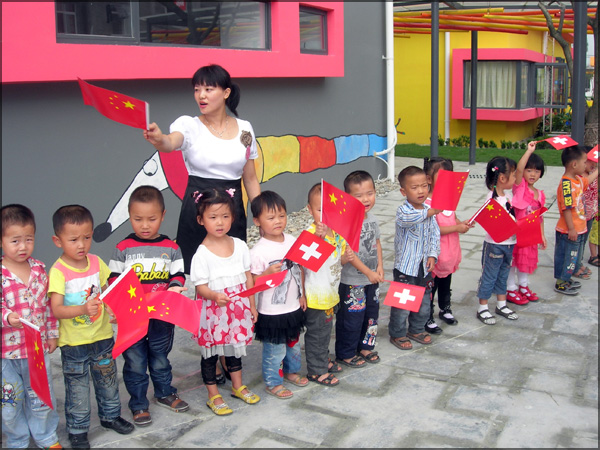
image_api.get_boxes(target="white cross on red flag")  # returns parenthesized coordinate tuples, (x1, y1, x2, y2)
(383, 281, 426, 313)
(541, 135, 578, 150)
(284, 230, 335, 272)
(588, 144, 598, 163)
(235, 270, 288, 298)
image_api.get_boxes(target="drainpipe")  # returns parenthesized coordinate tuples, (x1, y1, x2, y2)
(444, 32, 451, 143)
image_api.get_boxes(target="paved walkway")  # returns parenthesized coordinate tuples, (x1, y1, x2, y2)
(4, 157, 598, 448)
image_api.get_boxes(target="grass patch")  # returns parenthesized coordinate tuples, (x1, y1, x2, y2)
(395, 144, 563, 167)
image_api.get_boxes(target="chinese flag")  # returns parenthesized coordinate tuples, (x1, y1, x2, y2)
(383, 281, 425, 313)
(78, 78, 149, 130)
(321, 180, 365, 251)
(542, 135, 578, 150)
(284, 230, 336, 272)
(146, 292, 200, 335)
(516, 207, 548, 248)
(235, 270, 288, 298)
(588, 145, 598, 163)
(430, 169, 469, 211)
(21, 320, 53, 409)
(469, 198, 518, 243)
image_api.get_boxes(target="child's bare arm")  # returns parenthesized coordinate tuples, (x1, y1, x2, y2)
(245, 270, 258, 324)
(50, 292, 100, 319)
(348, 249, 384, 284)
(376, 238, 384, 279)
(195, 285, 230, 307)
(586, 167, 598, 184)
(516, 141, 536, 186)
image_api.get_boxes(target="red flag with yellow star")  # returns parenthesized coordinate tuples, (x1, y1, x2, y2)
(430, 169, 469, 211)
(145, 292, 199, 335)
(78, 77, 149, 129)
(321, 180, 365, 251)
(469, 198, 518, 243)
(516, 207, 548, 248)
(20, 319, 53, 409)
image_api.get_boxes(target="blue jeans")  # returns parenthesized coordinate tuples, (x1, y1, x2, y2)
(477, 242, 514, 300)
(388, 269, 432, 338)
(122, 319, 176, 412)
(60, 338, 121, 434)
(1, 356, 60, 448)
(575, 218, 594, 272)
(554, 231, 584, 282)
(262, 337, 302, 388)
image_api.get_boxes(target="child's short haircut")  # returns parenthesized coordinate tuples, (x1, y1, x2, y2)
(423, 156, 453, 176)
(128, 185, 165, 212)
(194, 188, 235, 221)
(561, 145, 586, 167)
(53, 205, 94, 235)
(251, 191, 287, 218)
(343, 170, 374, 193)
(307, 182, 321, 204)
(524, 153, 546, 178)
(1, 204, 36, 235)
(398, 166, 425, 188)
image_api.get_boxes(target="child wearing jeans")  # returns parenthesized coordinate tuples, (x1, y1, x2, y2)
(49, 205, 133, 448)
(1, 204, 61, 449)
(389, 166, 441, 350)
(249, 191, 308, 399)
(108, 186, 189, 427)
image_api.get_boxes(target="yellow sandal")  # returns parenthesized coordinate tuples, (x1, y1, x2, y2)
(231, 385, 261, 404)
(206, 394, 233, 416)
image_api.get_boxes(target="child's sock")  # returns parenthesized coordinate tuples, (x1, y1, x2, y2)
(478, 304, 489, 313)
(497, 300, 507, 309)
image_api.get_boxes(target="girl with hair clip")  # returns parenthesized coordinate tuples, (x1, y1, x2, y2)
(189, 189, 260, 416)
(475, 157, 519, 325)
(506, 142, 547, 305)
(423, 157, 473, 334)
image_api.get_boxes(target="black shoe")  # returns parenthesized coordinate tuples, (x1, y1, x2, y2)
(566, 279, 582, 289)
(100, 416, 134, 435)
(554, 282, 579, 296)
(438, 308, 458, 326)
(68, 432, 90, 449)
(425, 319, 443, 334)
(215, 372, 226, 385)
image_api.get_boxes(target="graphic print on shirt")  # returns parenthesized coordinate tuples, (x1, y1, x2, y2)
(358, 222, 378, 269)
(1, 381, 22, 407)
(64, 275, 101, 326)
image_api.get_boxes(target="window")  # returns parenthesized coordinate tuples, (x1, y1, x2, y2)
(56, 1, 270, 50)
(533, 63, 568, 108)
(299, 6, 327, 54)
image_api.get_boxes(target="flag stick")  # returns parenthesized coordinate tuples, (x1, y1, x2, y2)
(468, 198, 490, 225)
(100, 267, 135, 301)
(320, 179, 324, 224)
(19, 318, 40, 331)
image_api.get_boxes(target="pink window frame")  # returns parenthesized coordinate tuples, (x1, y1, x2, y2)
(1, 2, 344, 83)
(452, 48, 551, 121)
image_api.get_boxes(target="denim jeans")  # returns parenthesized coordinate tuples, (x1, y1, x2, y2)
(1, 356, 60, 448)
(554, 231, 584, 282)
(388, 269, 432, 338)
(262, 337, 302, 387)
(60, 338, 121, 434)
(476, 242, 514, 300)
(575, 218, 594, 272)
(122, 319, 176, 412)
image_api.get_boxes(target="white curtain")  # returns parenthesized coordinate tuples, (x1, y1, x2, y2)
(465, 61, 517, 108)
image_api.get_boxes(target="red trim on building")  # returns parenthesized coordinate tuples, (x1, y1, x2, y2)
(1, 2, 344, 83)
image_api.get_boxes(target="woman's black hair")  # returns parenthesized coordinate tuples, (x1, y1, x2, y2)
(193, 188, 235, 222)
(192, 64, 241, 117)
(485, 156, 516, 199)
(524, 153, 546, 178)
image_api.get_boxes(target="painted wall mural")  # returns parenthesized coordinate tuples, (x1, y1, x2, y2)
(92, 133, 389, 242)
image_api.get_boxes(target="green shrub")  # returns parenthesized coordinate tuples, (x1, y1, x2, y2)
(512, 141, 520, 149)
(520, 142, 527, 150)
(489, 140, 498, 148)
(438, 134, 445, 147)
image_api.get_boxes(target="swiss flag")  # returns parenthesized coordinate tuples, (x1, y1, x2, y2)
(469, 198, 518, 243)
(383, 281, 426, 313)
(284, 230, 336, 272)
(20, 319, 53, 409)
(588, 144, 598, 163)
(78, 78, 149, 130)
(235, 270, 288, 298)
(516, 207, 548, 248)
(430, 169, 469, 211)
(321, 180, 365, 251)
(541, 135, 578, 150)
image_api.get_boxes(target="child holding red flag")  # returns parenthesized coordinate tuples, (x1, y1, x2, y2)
(389, 166, 441, 351)
(423, 157, 473, 335)
(506, 142, 547, 305)
(475, 157, 520, 325)
(1, 204, 61, 449)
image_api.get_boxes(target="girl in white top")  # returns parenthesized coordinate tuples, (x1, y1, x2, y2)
(189, 189, 259, 416)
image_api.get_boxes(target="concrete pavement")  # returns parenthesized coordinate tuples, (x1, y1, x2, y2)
(4, 156, 597, 448)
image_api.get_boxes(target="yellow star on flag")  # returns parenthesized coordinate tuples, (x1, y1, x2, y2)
(329, 193, 338, 205)
(147, 305, 156, 313)
(34, 340, 40, 355)
(123, 100, 135, 110)
(109, 95, 120, 110)
(128, 285, 136, 298)
(486, 204, 495, 211)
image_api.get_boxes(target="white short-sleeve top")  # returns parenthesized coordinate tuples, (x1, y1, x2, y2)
(170, 115, 258, 180)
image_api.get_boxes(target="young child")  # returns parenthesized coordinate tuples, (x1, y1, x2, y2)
(423, 157, 472, 334)
(336, 171, 384, 367)
(190, 189, 260, 416)
(108, 186, 189, 427)
(304, 182, 350, 386)
(578, 155, 598, 270)
(554, 146, 599, 295)
(506, 142, 547, 304)
(389, 166, 441, 350)
(249, 191, 308, 399)
(48, 205, 133, 448)
(1, 205, 61, 449)
(475, 157, 519, 325)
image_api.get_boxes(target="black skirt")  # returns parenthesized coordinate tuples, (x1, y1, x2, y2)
(176, 175, 247, 273)
(254, 307, 306, 344)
